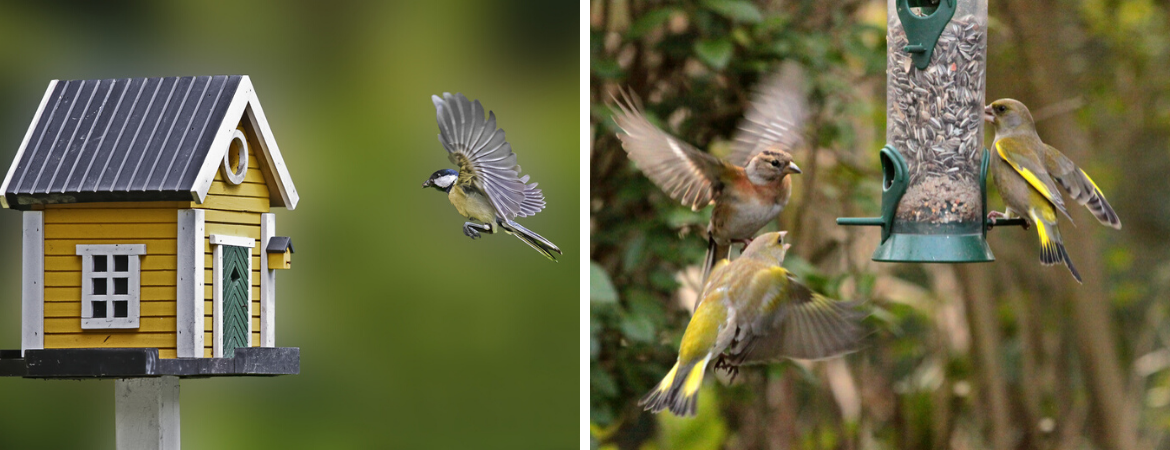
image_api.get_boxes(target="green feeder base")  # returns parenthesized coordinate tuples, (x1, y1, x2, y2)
(872, 223, 994, 263)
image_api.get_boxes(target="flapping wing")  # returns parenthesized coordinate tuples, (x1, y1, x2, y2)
(994, 137, 1072, 222)
(727, 63, 809, 166)
(434, 93, 544, 219)
(1041, 144, 1121, 229)
(727, 267, 865, 365)
(611, 89, 728, 211)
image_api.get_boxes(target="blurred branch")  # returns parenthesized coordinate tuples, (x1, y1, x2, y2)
(955, 264, 1014, 450)
(999, 1, 1138, 448)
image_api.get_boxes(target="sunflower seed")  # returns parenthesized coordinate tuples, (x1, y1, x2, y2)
(887, 14, 987, 224)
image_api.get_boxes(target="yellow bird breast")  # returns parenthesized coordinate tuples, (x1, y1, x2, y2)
(448, 185, 495, 224)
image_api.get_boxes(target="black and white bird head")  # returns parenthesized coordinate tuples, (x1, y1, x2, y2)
(422, 168, 458, 192)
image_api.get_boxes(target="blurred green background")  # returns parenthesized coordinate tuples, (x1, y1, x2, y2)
(0, 1, 578, 449)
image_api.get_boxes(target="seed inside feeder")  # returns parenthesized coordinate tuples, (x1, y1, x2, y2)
(886, 14, 987, 224)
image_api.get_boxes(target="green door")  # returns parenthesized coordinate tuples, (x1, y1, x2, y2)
(221, 246, 250, 358)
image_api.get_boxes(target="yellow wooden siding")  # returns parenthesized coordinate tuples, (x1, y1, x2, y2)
(39, 202, 193, 210)
(42, 207, 180, 356)
(200, 121, 272, 356)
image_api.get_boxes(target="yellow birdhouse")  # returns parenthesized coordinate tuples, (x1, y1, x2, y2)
(0, 75, 300, 377)
(267, 237, 293, 270)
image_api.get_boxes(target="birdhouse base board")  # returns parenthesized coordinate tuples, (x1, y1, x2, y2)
(0, 347, 299, 379)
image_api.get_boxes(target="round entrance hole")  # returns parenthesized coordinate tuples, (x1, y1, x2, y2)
(222, 128, 249, 185)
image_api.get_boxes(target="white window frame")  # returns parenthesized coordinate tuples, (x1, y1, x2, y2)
(76, 244, 146, 329)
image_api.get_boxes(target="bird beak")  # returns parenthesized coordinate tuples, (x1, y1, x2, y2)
(984, 105, 995, 124)
(787, 162, 802, 174)
(421, 179, 432, 188)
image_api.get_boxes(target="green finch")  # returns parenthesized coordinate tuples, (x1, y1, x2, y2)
(984, 98, 1121, 283)
(611, 65, 807, 283)
(639, 231, 866, 417)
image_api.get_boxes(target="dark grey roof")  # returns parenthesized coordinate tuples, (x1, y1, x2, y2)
(4, 76, 242, 207)
(266, 236, 293, 253)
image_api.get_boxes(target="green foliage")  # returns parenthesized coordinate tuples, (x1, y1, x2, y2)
(595, 0, 1170, 447)
(591, 0, 895, 446)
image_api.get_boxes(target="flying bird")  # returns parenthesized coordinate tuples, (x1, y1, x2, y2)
(639, 231, 866, 417)
(422, 93, 561, 261)
(611, 65, 808, 281)
(985, 98, 1121, 282)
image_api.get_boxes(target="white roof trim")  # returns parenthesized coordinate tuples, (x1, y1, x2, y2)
(190, 76, 299, 210)
(2, 80, 59, 209)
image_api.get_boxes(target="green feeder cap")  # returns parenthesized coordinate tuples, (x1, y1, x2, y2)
(897, 0, 957, 70)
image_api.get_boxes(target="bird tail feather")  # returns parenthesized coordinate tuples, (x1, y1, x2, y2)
(701, 236, 729, 285)
(638, 355, 710, 417)
(499, 219, 561, 262)
(1033, 212, 1081, 283)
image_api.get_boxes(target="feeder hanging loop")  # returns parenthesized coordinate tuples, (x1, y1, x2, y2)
(896, 0, 958, 70)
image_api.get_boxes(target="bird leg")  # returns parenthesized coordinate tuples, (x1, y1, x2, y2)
(462, 222, 491, 239)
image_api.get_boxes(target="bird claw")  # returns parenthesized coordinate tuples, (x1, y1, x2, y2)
(713, 354, 740, 384)
(463, 224, 481, 239)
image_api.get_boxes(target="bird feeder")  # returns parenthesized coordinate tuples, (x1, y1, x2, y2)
(838, 0, 1019, 262)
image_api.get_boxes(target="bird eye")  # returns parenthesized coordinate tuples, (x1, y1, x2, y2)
(996, 105, 1006, 113)
(770, 160, 780, 167)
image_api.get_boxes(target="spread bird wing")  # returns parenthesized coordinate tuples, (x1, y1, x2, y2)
(994, 137, 1072, 223)
(434, 93, 545, 220)
(1041, 144, 1121, 229)
(727, 63, 808, 166)
(726, 267, 865, 365)
(611, 89, 729, 211)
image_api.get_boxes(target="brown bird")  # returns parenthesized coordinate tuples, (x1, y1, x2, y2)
(611, 66, 807, 281)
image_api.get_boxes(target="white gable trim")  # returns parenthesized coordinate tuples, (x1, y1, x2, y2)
(2, 80, 59, 209)
(190, 76, 299, 210)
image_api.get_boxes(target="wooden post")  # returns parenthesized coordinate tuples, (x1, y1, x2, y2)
(116, 376, 180, 450)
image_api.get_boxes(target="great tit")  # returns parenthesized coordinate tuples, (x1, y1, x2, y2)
(611, 65, 807, 282)
(422, 93, 562, 261)
(639, 231, 866, 417)
(985, 99, 1120, 283)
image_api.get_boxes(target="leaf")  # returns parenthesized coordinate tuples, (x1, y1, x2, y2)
(694, 38, 734, 69)
(591, 261, 619, 304)
(591, 364, 619, 398)
(701, 0, 763, 23)
(619, 312, 656, 343)
(628, 7, 677, 39)
(592, 58, 624, 80)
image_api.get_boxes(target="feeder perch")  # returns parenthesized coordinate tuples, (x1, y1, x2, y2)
(838, 0, 1023, 263)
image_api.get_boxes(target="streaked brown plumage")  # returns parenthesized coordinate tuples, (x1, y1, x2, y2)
(611, 66, 808, 281)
